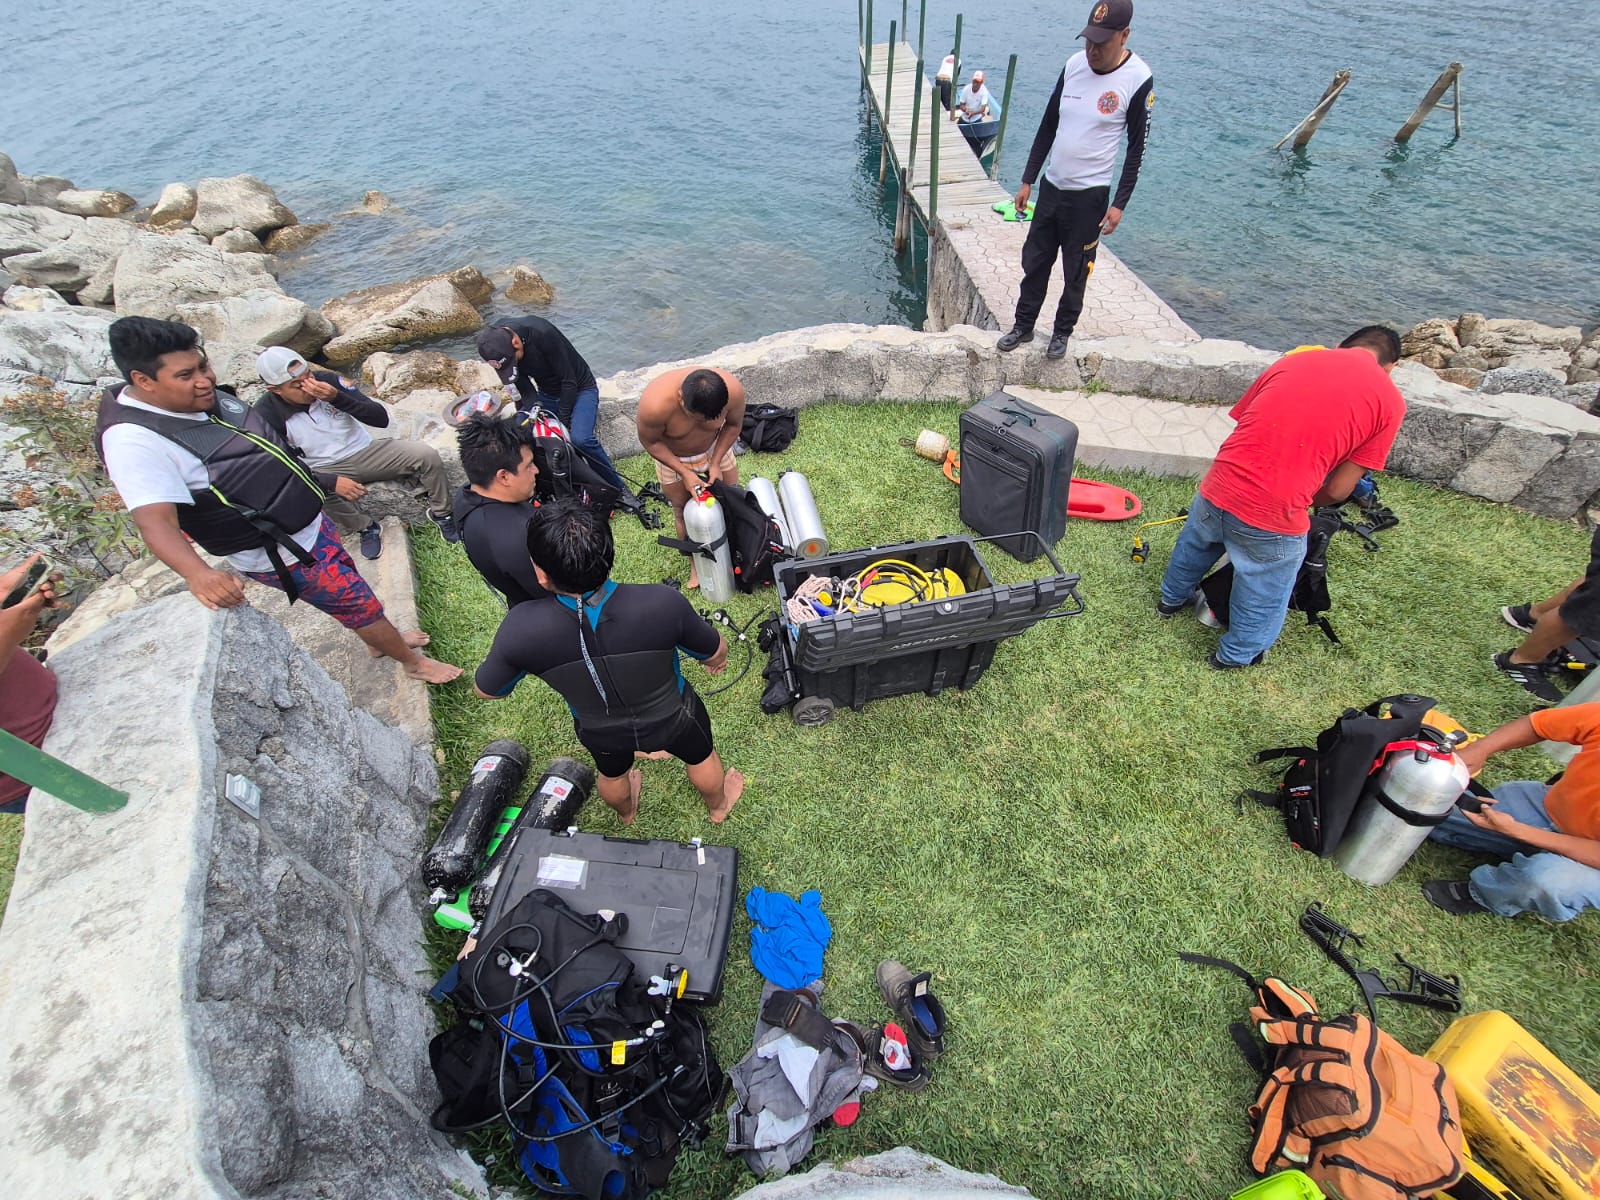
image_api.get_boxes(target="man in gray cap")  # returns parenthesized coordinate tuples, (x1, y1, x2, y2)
(997, 0, 1154, 361)
(255, 346, 457, 559)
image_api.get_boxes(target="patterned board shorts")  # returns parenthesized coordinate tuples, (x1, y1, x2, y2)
(243, 515, 385, 630)
(654, 445, 738, 488)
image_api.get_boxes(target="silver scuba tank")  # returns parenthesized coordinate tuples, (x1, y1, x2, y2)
(684, 487, 736, 601)
(778, 470, 828, 559)
(748, 476, 792, 551)
(1334, 741, 1471, 886)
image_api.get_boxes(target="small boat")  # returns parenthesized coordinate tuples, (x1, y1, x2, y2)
(957, 103, 1002, 159)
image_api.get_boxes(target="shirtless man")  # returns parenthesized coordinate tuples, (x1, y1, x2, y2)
(635, 367, 747, 588)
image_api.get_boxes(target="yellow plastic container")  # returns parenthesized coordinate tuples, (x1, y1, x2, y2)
(1443, 1142, 1523, 1200)
(1228, 1171, 1326, 1200)
(1426, 1010, 1600, 1200)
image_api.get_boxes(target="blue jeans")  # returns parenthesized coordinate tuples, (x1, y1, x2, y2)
(1428, 780, 1600, 921)
(532, 386, 627, 493)
(1158, 493, 1307, 665)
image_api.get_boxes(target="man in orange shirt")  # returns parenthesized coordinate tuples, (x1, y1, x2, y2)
(1423, 703, 1600, 921)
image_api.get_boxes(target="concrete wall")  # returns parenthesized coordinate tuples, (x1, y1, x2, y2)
(0, 598, 483, 1200)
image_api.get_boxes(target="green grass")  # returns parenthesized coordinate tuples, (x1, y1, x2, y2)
(413, 401, 1600, 1197)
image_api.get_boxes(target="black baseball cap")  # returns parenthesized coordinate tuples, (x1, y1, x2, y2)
(1080, 0, 1132, 43)
(476, 326, 518, 383)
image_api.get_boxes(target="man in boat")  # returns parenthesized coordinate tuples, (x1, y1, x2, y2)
(955, 70, 994, 123)
(634, 366, 746, 589)
(996, 0, 1154, 361)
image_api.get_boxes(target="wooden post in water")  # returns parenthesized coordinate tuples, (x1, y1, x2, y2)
(1272, 69, 1351, 151)
(916, 0, 926, 60)
(907, 56, 924, 183)
(928, 83, 940, 225)
(951, 13, 964, 120)
(989, 51, 1019, 180)
(894, 166, 911, 253)
(880, 23, 898, 187)
(865, 0, 874, 76)
(1395, 63, 1463, 142)
(901, 0, 907, 40)
(0, 728, 128, 814)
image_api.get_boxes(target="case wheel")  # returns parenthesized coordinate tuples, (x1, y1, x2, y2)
(792, 696, 835, 727)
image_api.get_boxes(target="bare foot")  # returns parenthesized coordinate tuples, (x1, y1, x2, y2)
(616, 769, 642, 825)
(369, 629, 431, 657)
(634, 750, 672, 761)
(405, 654, 463, 685)
(707, 769, 744, 823)
(687, 570, 701, 590)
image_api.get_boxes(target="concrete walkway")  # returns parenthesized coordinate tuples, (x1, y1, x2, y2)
(1011, 385, 1232, 476)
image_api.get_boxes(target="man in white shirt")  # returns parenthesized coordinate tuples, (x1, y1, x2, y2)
(955, 71, 993, 123)
(254, 346, 457, 560)
(96, 317, 461, 685)
(997, 0, 1154, 362)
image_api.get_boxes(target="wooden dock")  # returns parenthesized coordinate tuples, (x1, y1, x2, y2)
(859, 38, 1198, 344)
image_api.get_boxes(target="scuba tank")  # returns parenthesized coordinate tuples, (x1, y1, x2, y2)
(778, 470, 828, 559)
(421, 740, 530, 892)
(748, 475, 792, 551)
(685, 486, 737, 602)
(1335, 737, 1471, 887)
(469, 757, 595, 921)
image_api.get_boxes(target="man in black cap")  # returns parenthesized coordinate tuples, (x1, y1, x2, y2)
(475, 317, 628, 492)
(997, 0, 1154, 361)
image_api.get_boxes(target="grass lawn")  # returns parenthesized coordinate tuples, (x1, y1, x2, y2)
(412, 400, 1600, 1198)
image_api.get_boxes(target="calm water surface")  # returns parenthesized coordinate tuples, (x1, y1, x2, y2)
(4, 0, 1596, 371)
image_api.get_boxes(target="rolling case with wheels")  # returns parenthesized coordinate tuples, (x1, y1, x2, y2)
(958, 389, 1078, 561)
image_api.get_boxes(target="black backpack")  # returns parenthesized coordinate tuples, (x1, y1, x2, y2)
(657, 481, 786, 593)
(1244, 694, 1436, 857)
(430, 889, 723, 1199)
(740, 404, 798, 453)
(1200, 507, 1344, 645)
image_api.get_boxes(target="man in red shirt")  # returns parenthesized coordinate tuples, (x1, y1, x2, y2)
(1157, 327, 1406, 668)
(0, 555, 63, 814)
(1423, 703, 1600, 921)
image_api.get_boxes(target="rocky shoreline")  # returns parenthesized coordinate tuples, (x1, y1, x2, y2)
(1399, 313, 1599, 413)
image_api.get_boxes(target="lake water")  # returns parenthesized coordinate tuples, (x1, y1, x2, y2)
(4, 0, 1596, 373)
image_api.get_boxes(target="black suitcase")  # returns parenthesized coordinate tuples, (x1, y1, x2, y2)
(959, 390, 1078, 561)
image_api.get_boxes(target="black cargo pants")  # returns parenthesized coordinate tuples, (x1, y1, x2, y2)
(1012, 180, 1108, 339)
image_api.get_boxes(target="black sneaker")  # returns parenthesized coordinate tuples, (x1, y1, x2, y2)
(996, 326, 1034, 352)
(430, 511, 460, 544)
(876, 959, 947, 1061)
(1500, 604, 1535, 633)
(1046, 335, 1069, 360)
(1421, 880, 1491, 916)
(1207, 650, 1267, 670)
(1156, 597, 1189, 618)
(1492, 650, 1561, 703)
(358, 522, 383, 560)
(863, 1023, 931, 1091)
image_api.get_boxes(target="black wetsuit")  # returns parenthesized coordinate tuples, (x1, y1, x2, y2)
(475, 580, 721, 775)
(452, 485, 550, 607)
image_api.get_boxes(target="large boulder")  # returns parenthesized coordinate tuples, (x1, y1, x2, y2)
(504, 263, 555, 304)
(211, 229, 265, 254)
(2, 284, 71, 312)
(51, 188, 137, 217)
(263, 222, 331, 254)
(175, 287, 333, 359)
(191, 174, 296, 238)
(319, 269, 489, 363)
(112, 230, 280, 319)
(1478, 366, 1568, 400)
(19, 174, 74, 207)
(0, 203, 84, 258)
(1457, 315, 1582, 377)
(1, 216, 135, 295)
(0, 307, 119, 392)
(0, 152, 22, 205)
(149, 182, 198, 227)
(361, 349, 461, 399)
(1400, 317, 1459, 370)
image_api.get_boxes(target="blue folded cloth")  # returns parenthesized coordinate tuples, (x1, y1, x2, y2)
(746, 887, 831, 990)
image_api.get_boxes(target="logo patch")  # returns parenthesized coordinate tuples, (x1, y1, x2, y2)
(1098, 90, 1120, 115)
(1147, 92, 1156, 108)
(1092, 2, 1109, 20)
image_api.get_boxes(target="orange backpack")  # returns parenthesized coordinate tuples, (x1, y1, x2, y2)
(1186, 957, 1465, 1199)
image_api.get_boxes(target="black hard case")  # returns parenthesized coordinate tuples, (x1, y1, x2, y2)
(958, 390, 1079, 561)
(481, 827, 738, 1002)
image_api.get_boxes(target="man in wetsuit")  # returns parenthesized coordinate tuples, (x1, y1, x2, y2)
(451, 414, 549, 607)
(474, 498, 744, 824)
(635, 366, 746, 589)
(996, 0, 1154, 361)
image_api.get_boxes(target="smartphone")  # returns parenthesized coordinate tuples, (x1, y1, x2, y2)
(1, 558, 50, 609)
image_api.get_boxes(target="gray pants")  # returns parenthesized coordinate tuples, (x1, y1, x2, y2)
(318, 438, 451, 531)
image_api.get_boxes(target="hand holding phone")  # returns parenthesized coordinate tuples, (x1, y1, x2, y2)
(1, 556, 51, 610)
